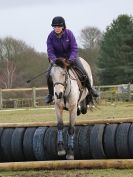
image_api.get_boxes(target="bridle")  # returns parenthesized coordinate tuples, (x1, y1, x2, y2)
(52, 66, 71, 97)
(53, 70, 69, 90)
(51, 64, 84, 106)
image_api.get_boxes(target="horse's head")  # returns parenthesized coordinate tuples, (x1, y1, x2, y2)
(50, 58, 69, 99)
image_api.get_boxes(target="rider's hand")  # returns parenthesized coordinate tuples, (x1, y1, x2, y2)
(68, 59, 75, 66)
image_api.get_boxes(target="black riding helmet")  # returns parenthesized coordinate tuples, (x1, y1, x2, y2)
(51, 16, 66, 29)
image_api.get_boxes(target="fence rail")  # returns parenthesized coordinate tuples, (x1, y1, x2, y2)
(0, 84, 133, 109)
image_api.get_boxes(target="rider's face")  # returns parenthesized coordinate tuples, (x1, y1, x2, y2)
(53, 26, 63, 34)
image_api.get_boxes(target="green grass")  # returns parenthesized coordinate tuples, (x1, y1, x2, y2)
(1, 169, 133, 177)
(0, 102, 133, 123)
(0, 102, 133, 176)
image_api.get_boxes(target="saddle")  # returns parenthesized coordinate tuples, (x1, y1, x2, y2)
(71, 67, 86, 92)
(71, 66, 87, 89)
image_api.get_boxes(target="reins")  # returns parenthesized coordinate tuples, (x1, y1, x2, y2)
(51, 62, 86, 106)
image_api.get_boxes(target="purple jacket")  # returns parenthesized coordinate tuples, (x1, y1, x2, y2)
(47, 29, 78, 62)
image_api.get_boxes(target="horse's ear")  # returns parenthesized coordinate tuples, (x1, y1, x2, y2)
(55, 58, 71, 69)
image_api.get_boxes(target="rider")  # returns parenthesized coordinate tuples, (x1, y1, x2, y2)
(45, 16, 98, 103)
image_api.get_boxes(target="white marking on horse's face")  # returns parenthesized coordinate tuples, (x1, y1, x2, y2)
(51, 66, 66, 98)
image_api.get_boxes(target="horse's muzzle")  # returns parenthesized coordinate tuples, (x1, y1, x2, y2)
(55, 92, 63, 99)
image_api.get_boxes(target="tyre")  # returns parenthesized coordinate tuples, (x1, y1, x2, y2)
(44, 127, 58, 160)
(79, 125, 92, 159)
(90, 124, 106, 159)
(1, 128, 14, 162)
(0, 128, 4, 162)
(23, 127, 36, 161)
(33, 127, 48, 161)
(115, 123, 131, 158)
(11, 128, 26, 161)
(74, 126, 82, 159)
(103, 124, 118, 158)
(129, 123, 133, 157)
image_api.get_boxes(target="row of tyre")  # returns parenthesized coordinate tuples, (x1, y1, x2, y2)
(0, 123, 133, 162)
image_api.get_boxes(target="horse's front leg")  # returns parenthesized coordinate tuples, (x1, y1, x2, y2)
(55, 104, 66, 156)
(66, 105, 77, 160)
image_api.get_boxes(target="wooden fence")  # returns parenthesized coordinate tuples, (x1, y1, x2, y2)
(0, 84, 133, 109)
(0, 87, 47, 109)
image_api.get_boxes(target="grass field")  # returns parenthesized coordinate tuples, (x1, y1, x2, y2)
(0, 102, 133, 123)
(0, 102, 133, 177)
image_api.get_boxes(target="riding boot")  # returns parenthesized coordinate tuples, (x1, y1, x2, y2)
(86, 81, 99, 98)
(45, 65, 54, 104)
(45, 77, 53, 103)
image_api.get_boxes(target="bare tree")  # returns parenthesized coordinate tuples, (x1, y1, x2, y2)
(0, 37, 48, 89)
(79, 26, 102, 49)
(0, 59, 16, 88)
(0, 37, 25, 88)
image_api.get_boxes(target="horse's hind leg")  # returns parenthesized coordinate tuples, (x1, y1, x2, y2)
(80, 99, 87, 114)
(77, 106, 81, 116)
(57, 122, 66, 156)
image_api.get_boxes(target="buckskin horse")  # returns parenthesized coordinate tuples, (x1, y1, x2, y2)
(50, 57, 94, 160)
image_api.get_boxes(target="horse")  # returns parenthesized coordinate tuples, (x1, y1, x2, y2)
(49, 57, 94, 160)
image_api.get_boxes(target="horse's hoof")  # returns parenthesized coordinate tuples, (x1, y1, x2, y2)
(57, 143, 66, 156)
(81, 108, 87, 114)
(66, 147, 74, 160)
(77, 108, 81, 116)
(66, 154, 74, 160)
(58, 149, 66, 156)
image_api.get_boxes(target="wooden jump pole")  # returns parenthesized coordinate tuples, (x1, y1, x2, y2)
(0, 117, 133, 128)
(0, 160, 133, 170)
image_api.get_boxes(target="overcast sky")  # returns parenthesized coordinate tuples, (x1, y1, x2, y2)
(0, 0, 133, 52)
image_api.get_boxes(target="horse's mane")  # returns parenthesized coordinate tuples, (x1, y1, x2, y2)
(55, 58, 69, 69)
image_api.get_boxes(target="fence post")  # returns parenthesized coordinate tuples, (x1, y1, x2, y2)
(127, 83, 131, 101)
(0, 89, 3, 109)
(32, 87, 37, 108)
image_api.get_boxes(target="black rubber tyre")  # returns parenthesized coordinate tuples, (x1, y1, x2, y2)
(79, 125, 92, 159)
(11, 128, 26, 162)
(128, 123, 133, 157)
(1, 128, 14, 162)
(74, 126, 82, 159)
(90, 124, 106, 159)
(44, 127, 59, 160)
(33, 127, 48, 161)
(115, 123, 131, 158)
(103, 124, 118, 158)
(23, 127, 36, 161)
(0, 128, 4, 162)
